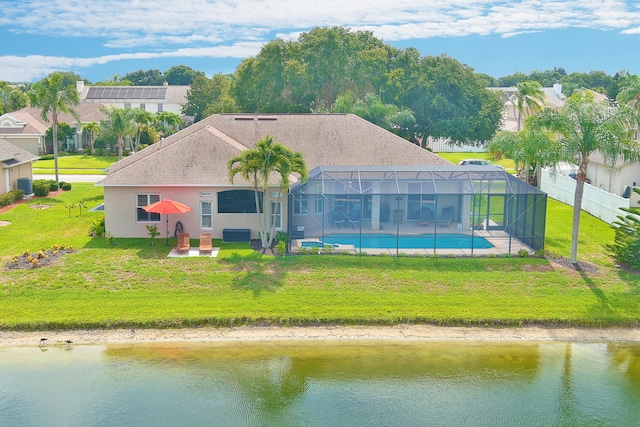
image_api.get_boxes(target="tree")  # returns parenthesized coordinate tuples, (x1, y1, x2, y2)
(155, 111, 182, 137)
(0, 81, 28, 114)
(228, 136, 307, 250)
(99, 106, 135, 160)
(131, 109, 155, 151)
(164, 65, 204, 85)
(82, 121, 100, 151)
(45, 122, 75, 151)
(122, 69, 163, 86)
(489, 127, 560, 186)
(531, 93, 640, 263)
(511, 81, 546, 131)
(183, 74, 236, 122)
(608, 188, 640, 269)
(28, 72, 80, 182)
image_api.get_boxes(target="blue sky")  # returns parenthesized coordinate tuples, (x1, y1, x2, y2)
(1, 0, 640, 83)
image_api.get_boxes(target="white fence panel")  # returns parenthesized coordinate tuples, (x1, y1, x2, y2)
(425, 137, 485, 153)
(540, 169, 629, 224)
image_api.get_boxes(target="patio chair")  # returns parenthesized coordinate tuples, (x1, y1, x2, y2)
(418, 206, 433, 227)
(332, 209, 346, 228)
(199, 233, 213, 255)
(176, 232, 190, 254)
(348, 210, 360, 228)
(437, 206, 455, 227)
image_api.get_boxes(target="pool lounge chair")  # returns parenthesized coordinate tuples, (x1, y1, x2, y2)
(437, 206, 455, 227)
(199, 233, 213, 255)
(418, 206, 433, 227)
(176, 233, 190, 254)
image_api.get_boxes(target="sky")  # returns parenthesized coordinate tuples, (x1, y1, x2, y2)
(1, 0, 640, 83)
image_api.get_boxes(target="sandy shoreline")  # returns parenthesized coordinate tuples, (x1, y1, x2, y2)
(1, 325, 639, 347)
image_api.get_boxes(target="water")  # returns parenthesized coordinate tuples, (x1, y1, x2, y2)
(302, 233, 494, 249)
(1, 340, 639, 426)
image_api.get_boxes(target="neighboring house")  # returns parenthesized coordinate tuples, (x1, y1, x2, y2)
(97, 114, 546, 252)
(77, 81, 189, 120)
(0, 137, 38, 196)
(0, 104, 106, 155)
(488, 83, 566, 132)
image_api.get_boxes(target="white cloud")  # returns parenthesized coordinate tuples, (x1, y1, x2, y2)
(1, 0, 640, 81)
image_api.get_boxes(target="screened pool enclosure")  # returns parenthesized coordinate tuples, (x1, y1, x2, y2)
(288, 166, 547, 255)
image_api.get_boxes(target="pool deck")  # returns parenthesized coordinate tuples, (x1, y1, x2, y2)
(293, 229, 532, 257)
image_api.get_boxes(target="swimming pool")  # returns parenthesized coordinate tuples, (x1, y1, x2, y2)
(302, 233, 494, 250)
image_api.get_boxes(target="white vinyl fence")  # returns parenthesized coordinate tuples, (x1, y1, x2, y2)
(540, 168, 629, 224)
(426, 137, 485, 153)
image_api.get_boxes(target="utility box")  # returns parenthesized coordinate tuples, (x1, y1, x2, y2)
(17, 178, 33, 195)
(223, 228, 251, 242)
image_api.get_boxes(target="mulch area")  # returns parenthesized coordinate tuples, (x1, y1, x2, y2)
(546, 255, 598, 273)
(5, 246, 76, 270)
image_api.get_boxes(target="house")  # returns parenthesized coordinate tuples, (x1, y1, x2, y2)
(0, 137, 38, 196)
(0, 104, 106, 156)
(76, 81, 189, 119)
(97, 114, 546, 254)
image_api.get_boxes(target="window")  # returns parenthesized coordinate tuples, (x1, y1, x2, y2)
(217, 190, 263, 213)
(124, 103, 131, 109)
(270, 192, 282, 229)
(314, 196, 324, 214)
(201, 201, 212, 229)
(136, 193, 160, 222)
(293, 194, 308, 215)
(140, 103, 145, 111)
(158, 103, 164, 113)
(406, 182, 434, 221)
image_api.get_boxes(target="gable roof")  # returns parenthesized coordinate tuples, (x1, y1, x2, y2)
(99, 114, 452, 187)
(0, 137, 38, 168)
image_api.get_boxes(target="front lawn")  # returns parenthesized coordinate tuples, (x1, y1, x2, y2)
(0, 183, 638, 330)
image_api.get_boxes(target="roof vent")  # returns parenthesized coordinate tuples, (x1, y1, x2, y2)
(257, 116, 277, 121)
(234, 116, 254, 121)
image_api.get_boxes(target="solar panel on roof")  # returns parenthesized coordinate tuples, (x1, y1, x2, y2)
(85, 86, 168, 100)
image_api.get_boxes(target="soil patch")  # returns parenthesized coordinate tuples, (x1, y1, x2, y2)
(546, 255, 598, 273)
(250, 239, 277, 256)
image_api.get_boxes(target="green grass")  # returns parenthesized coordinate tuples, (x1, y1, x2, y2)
(1, 182, 638, 331)
(32, 154, 118, 175)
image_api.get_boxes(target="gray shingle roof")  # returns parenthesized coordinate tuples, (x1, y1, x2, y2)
(99, 114, 452, 186)
(0, 137, 38, 166)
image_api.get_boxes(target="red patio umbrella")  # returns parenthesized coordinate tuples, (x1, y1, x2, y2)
(142, 199, 192, 245)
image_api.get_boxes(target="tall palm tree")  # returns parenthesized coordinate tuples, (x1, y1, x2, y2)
(99, 106, 135, 160)
(155, 111, 182, 137)
(81, 121, 100, 152)
(531, 92, 640, 263)
(228, 136, 307, 250)
(131, 109, 155, 151)
(28, 72, 80, 182)
(511, 81, 546, 131)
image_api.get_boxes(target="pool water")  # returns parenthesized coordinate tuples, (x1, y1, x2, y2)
(302, 233, 494, 249)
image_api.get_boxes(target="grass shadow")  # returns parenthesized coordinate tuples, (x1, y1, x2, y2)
(230, 263, 286, 296)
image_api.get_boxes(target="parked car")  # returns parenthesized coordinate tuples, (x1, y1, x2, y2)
(458, 159, 490, 166)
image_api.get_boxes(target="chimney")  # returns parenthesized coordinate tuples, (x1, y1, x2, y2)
(76, 80, 84, 93)
(553, 82, 562, 98)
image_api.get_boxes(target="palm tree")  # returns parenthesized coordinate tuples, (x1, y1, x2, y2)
(531, 92, 640, 263)
(511, 81, 546, 131)
(82, 122, 100, 152)
(99, 106, 135, 160)
(28, 72, 80, 182)
(131, 109, 155, 151)
(155, 111, 182, 137)
(228, 136, 307, 250)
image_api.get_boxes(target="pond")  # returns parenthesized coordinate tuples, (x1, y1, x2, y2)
(1, 340, 639, 426)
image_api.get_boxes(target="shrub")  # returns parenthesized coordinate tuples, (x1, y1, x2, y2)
(61, 182, 72, 191)
(32, 180, 50, 197)
(275, 240, 287, 256)
(48, 181, 59, 191)
(89, 217, 106, 238)
(0, 189, 24, 207)
(517, 249, 530, 258)
(608, 188, 640, 269)
(39, 154, 54, 160)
